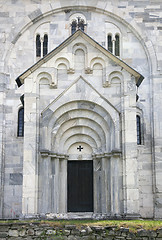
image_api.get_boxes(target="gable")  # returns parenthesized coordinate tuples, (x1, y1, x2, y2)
(40, 75, 121, 154)
(16, 30, 144, 87)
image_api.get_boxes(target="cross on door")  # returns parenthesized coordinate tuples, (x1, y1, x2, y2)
(77, 145, 83, 152)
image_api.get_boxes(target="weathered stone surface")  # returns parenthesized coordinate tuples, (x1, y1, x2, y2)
(136, 229, 148, 237)
(158, 228, 162, 237)
(67, 235, 78, 240)
(0, 0, 162, 221)
(0, 226, 9, 232)
(0, 232, 7, 238)
(46, 229, 56, 235)
(26, 228, 34, 236)
(64, 230, 71, 236)
(0, 223, 161, 239)
(8, 229, 19, 237)
(19, 229, 26, 236)
(91, 226, 104, 232)
(71, 229, 80, 236)
(9, 173, 23, 185)
(86, 226, 93, 234)
(65, 225, 77, 230)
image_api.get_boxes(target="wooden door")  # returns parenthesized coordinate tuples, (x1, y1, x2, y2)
(67, 160, 93, 212)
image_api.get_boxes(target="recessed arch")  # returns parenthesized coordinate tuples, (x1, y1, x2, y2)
(63, 134, 98, 154)
(108, 71, 123, 85)
(55, 57, 70, 69)
(72, 43, 87, 54)
(47, 100, 118, 126)
(37, 72, 52, 85)
(41, 99, 119, 153)
(52, 110, 109, 139)
(54, 125, 104, 153)
(50, 109, 111, 152)
(90, 57, 105, 69)
(68, 142, 92, 155)
(52, 117, 106, 147)
(51, 107, 112, 132)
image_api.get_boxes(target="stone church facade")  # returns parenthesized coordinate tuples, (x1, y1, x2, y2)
(0, 0, 162, 219)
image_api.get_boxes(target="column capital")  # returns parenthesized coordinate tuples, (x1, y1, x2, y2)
(40, 150, 69, 159)
(92, 150, 121, 159)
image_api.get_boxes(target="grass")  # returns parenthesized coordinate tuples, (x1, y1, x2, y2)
(1, 219, 162, 233)
(39, 219, 162, 232)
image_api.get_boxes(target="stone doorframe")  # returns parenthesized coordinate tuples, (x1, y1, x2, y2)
(38, 150, 122, 218)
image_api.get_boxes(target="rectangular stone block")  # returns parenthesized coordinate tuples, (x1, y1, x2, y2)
(8, 229, 19, 237)
(9, 173, 23, 185)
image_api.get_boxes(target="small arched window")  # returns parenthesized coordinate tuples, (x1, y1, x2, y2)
(71, 17, 86, 34)
(136, 115, 142, 145)
(36, 34, 41, 57)
(78, 19, 85, 31)
(36, 34, 48, 58)
(115, 34, 120, 56)
(43, 34, 48, 57)
(108, 34, 113, 53)
(18, 108, 24, 137)
(107, 33, 120, 56)
(71, 20, 77, 34)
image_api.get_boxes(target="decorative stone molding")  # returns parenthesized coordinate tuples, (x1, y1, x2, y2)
(92, 150, 122, 159)
(103, 81, 111, 88)
(85, 67, 93, 74)
(67, 68, 75, 74)
(40, 150, 69, 159)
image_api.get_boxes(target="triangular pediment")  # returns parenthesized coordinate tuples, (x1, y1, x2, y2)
(42, 75, 120, 116)
(16, 30, 143, 87)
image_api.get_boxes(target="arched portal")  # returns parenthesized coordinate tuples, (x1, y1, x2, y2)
(39, 98, 122, 217)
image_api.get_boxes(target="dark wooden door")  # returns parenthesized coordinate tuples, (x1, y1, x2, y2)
(67, 160, 93, 212)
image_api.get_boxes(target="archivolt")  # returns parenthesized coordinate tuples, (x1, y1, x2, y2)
(41, 100, 120, 154)
(64, 134, 98, 153)
(53, 121, 105, 153)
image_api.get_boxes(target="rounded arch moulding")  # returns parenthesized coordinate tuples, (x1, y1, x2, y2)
(40, 98, 121, 155)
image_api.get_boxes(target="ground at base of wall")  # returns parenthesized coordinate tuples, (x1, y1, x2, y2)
(0, 220, 162, 239)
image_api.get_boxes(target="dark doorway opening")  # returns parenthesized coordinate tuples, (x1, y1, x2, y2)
(67, 160, 93, 212)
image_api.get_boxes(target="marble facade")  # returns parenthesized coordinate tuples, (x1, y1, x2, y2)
(0, 0, 162, 219)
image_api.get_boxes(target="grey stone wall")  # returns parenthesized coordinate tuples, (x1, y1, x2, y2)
(0, 222, 162, 239)
(0, 0, 162, 219)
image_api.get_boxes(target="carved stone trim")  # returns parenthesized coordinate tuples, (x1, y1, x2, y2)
(40, 150, 69, 159)
(103, 82, 111, 88)
(92, 150, 121, 159)
(67, 68, 75, 74)
(50, 82, 57, 88)
(85, 67, 93, 74)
